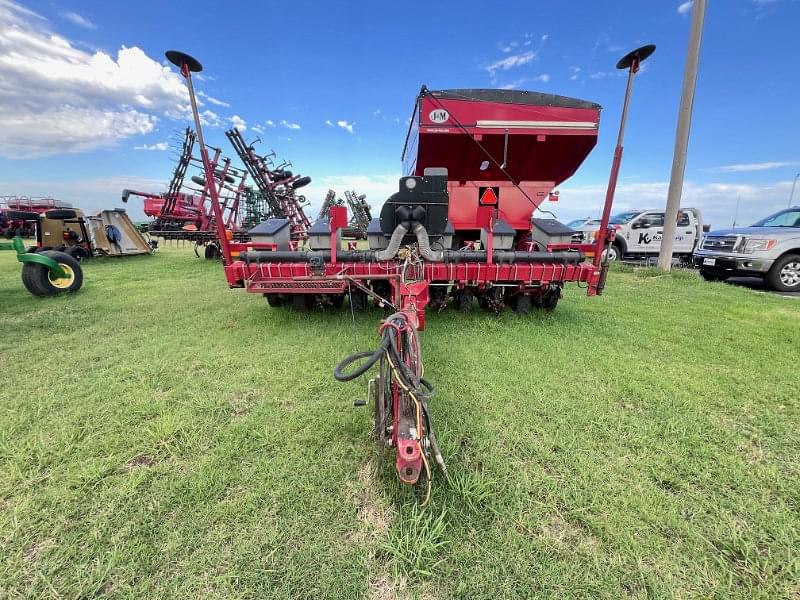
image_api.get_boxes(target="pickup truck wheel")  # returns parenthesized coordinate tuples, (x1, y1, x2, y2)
(604, 243, 622, 262)
(766, 254, 800, 292)
(678, 254, 694, 268)
(699, 269, 727, 282)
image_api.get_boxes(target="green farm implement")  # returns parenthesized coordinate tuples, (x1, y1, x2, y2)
(1, 211, 84, 296)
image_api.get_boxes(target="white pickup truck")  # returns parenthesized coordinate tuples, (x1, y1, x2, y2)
(592, 208, 707, 262)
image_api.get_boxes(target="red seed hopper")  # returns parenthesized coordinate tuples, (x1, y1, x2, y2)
(405, 88, 600, 231)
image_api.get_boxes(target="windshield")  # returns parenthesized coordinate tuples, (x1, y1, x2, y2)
(609, 211, 639, 225)
(751, 209, 800, 228)
(566, 219, 587, 229)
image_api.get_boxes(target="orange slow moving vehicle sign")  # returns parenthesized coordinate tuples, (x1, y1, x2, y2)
(478, 186, 499, 206)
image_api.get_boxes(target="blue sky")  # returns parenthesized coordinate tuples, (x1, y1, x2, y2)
(0, 0, 798, 227)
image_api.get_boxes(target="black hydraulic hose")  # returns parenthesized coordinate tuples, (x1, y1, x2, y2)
(240, 249, 585, 265)
(444, 250, 585, 264)
(333, 314, 435, 402)
(242, 250, 325, 262)
(334, 335, 391, 382)
(385, 326, 434, 400)
(334, 312, 442, 479)
(240, 250, 378, 263)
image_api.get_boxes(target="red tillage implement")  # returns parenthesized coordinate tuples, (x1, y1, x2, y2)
(165, 45, 654, 503)
(122, 127, 248, 255)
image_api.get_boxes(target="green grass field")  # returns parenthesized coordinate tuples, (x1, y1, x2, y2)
(1, 246, 798, 599)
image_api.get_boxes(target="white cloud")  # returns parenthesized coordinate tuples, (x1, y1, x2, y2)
(325, 119, 334, 127)
(557, 179, 797, 229)
(678, 1, 693, 14)
(569, 66, 582, 81)
(373, 109, 382, 116)
(498, 41, 519, 53)
(230, 114, 246, 131)
(198, 91, 230, 107)
(303, 173, 400, 217)
(499, 74, 550, 90)
(2, 106, 156, 158)
(280, 119, 301, 130)
(589, 70, 626, 80)
(1, 36, 187, 116)
(337, 120, 354, 134)
(200, 109, 222, 127)
(252, 124, 265, 134)
(705, 161, 800, 173)
(485, 51, 536, 76)
(134, 142, 167, 151)
(61, 11, 96, 29)
(265, 119, 275, 127)
(541, 34, 549, 43)
(0, 0, 46, 25)
(0, 1, 191, 157)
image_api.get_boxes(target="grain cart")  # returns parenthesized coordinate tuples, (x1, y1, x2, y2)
(165, 44, 654, 502)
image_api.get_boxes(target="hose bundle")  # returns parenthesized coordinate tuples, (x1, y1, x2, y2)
(334, 313, 433, 400)
(334, 312, 447, 501)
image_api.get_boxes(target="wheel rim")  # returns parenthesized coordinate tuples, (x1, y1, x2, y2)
(48, 263, 75, 289)
(779, 261, 800, 287)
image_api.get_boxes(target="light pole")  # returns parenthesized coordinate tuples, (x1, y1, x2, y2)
(657, 0, 707, 271)
(789, 173, 799, 208)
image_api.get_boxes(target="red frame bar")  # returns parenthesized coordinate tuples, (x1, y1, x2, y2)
(226, 259, 600, 297)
